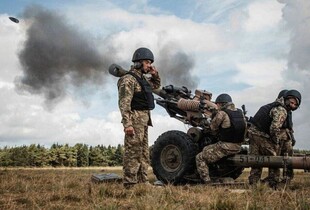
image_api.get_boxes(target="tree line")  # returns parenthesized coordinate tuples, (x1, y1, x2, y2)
(1, 143, 309, 168)
(0, 143, 123, 167)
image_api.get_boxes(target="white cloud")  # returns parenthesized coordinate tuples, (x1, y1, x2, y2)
(65, 6, 231, 60)
(54, 111, 124, 147)
(149, 113, 187, 145)
(234, 59, 286, 87)
(0, 81, 14, 89)
(244, 1, 284, 32)
(0, 15, 25, 82)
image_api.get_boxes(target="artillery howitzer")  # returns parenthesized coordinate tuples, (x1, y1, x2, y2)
(109, 64, 310, 185)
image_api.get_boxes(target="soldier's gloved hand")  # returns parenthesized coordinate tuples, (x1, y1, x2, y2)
(211, 109, 218, 119)
(199, 99, 206, 111)
(271, 136, 279, 145)
(290, 132, 296, 147)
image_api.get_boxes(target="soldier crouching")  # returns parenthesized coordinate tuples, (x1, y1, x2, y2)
(196, 93, 247, 184)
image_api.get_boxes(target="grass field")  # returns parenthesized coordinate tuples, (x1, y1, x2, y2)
(1, 167, 310, 209)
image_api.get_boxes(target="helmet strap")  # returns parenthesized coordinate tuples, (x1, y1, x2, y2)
(133, 61, 142, 69)
(219, 102, 227, 110)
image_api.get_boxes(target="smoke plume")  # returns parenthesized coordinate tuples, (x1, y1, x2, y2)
(156, 44, 198, 91)
(16, 5, 112, 107)
(15, 5, 198, 108)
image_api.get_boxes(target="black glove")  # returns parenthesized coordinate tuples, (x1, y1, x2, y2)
(271, 136, 279, 145)
(290, 131, 296, 147)
(211, 109, 218, 119)
(199, 98, 206, 111)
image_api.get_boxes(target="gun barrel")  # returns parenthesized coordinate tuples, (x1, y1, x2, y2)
(108, 64, 128, 77)
(227, 154, 310, 170)
(153, 88, 168, 98)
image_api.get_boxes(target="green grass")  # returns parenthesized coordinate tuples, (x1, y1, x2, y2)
(0, 167, 310, 209)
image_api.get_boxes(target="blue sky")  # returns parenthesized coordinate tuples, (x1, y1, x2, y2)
(1, 0, 310, 149)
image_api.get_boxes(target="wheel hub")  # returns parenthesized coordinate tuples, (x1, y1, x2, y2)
(160, 144, 182, 172)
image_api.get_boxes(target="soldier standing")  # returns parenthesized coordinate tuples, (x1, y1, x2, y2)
(248, 90, 301, 187)
(118, 47, 161, 188)
(196, 94, 247, 184)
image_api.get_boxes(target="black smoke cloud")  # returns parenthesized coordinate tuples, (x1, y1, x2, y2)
(156, 44, 198, 91)
(16, 5, 112, 107)
(16, 5, 198, 108)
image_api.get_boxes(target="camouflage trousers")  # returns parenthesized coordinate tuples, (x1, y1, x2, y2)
(274, 130, 294, 180)
(123, 125, 149, 186)
(196, 141, 241, 183)
(248, 132, 278, 185)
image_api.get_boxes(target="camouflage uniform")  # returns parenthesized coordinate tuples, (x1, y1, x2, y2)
(248, 97, 288, 186)
(118, 68, 160, 187)
(196, 103, 246, 183)
(273, 126, 294, 181)
(278, 110, 294, 180)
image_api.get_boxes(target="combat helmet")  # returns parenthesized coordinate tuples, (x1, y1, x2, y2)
(284, 89, 302, 106)
(277, 89, 288, 99)
(132, 47, 154, 63)
(215, 93, 232, 103)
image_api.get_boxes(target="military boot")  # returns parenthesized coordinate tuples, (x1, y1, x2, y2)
(202, 176, 212, 185)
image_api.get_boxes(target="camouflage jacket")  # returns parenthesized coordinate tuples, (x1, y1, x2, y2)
(248, 97, 287, 142)
(117, 68, 161, 128)
(210, 103, 246, 139)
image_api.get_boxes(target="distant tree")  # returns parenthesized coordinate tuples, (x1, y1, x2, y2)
(51, 143, 61, 149)
(75, 143, 89, 167)
(104, 145, 114, 166)
(47, 146, 60, 167)
(10, 146, 30, 166)
(0, 143, 126, 167)
(48, 144, 66, 167)
(0, 147, 12, 166)
(88, 146, 94, 166)
(64, 145, 77, 167)
(293, 149, 310, 154)
(27, 144, 48, 167)
(89, 145, 108, 166)
(113, 144, 124, 166)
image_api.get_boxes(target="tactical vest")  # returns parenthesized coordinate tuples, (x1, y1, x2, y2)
(127, 72, 155, 110)
(282, 111, 293, 129)
(219, 109, 246, 143)
(250, 102, 286, 134)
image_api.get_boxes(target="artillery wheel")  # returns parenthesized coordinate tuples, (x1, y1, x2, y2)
(151, 130, 198, 184)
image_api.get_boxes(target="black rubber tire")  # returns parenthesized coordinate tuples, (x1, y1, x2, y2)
(151, 130, 198, 184)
